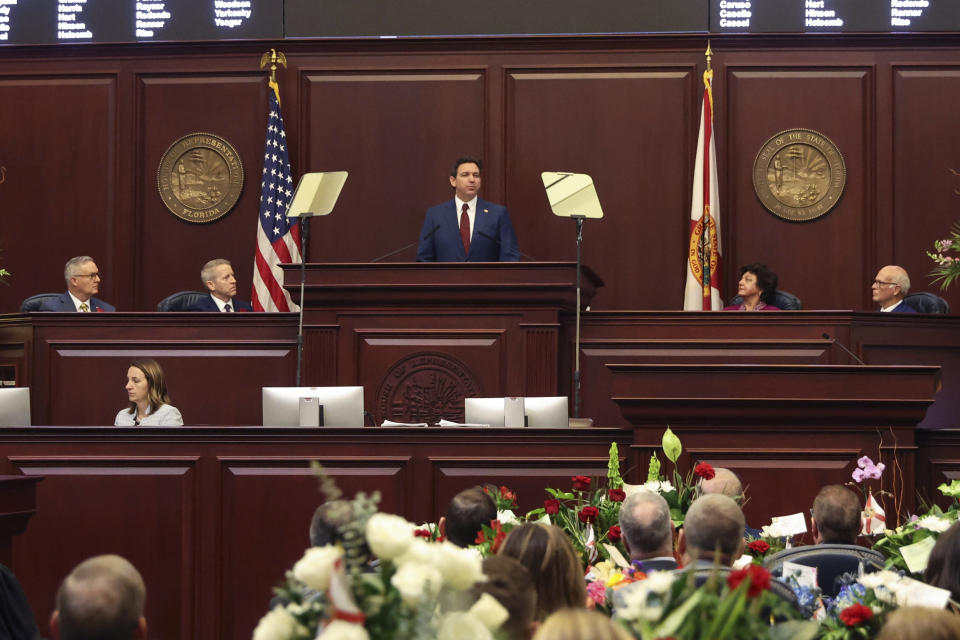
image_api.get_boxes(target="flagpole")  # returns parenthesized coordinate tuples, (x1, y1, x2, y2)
(701, 42, 713, 307)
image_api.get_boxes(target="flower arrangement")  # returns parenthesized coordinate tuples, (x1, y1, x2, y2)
(642, 427, 717, 527)
(613, 562, 815, 640)
(524, 442, 629, 566)
(873, 479, 960, 574)
(847, 455, 890, 537)
(254, 464, 503, 640)
(927, 223, 960, 290)
(816, 571, 905, 639)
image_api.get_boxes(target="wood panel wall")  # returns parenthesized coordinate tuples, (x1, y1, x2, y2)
(2, 36, 960, 314)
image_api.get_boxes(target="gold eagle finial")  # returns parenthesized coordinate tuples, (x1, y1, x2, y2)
(259, 49, 287, 84)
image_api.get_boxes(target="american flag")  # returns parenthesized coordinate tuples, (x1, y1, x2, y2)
(252, 79, 300, 312)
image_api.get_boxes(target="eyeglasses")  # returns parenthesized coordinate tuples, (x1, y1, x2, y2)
(871, 280, 897, 288)
(75, 272, 101, 280)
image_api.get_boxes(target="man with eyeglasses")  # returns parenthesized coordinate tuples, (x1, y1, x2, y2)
(39, 256, 116, 312)
(871, 265, 916, 313)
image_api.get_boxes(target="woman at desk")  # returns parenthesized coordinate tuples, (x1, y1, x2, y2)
(114, 359, 183, 426)
(724, 263, 781, 311)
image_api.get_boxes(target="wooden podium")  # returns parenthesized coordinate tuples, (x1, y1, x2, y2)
(0, 475, 42, 566)
(282, 262, 603, 424)
(608, 363, 941, 524)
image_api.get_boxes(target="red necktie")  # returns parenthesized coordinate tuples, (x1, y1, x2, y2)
(460, 203, 471, 256)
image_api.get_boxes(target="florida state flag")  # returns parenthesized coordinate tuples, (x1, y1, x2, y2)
(683, 60, 723, 310)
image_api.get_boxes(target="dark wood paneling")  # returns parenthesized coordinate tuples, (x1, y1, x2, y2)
(301, 70, 486, 264)
(505, 66, 695, 310)
(725, 65, 872, 310)
(137, 74, 269, 311)
(892, 66, 960, 314)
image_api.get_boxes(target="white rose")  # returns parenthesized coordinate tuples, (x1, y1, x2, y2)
(366, 513, 415, 561)
(917, 515, 952, 533)
(397, 538, 434, 567)
(433, 542, 486, 591)
(468, 593, 509, 631)
(497, 509, 520, 525)
(391, 561, 442, 606)
(252, 605, 301, 640)
(643, 570, 676, 595)
(614, 584, 663, 622)
(319, 620, 370, 640)
(292, 545, 342, 591)
(437, 612, 494, 640)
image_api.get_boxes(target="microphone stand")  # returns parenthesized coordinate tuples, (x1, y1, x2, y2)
(573, 215, 584, 419)
(296, 215, 312, 386)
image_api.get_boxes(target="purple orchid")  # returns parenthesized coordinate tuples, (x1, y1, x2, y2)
(853, 455, 885, 482)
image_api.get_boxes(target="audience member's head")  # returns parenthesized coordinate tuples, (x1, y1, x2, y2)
(499, 523, 587, 621)
(926, 521, 960, 602)
(471, 555, 537, 640)
(309, 500, 354, 547)
(679, 494, 745, 566)
(51, 554, 147, 640)
(532, 608, 631, 640)
(877, 606, 960, 640)
(811, 485, 861, 544)
(618, 490, 673, 561)
(697, 468, 744, 502)
(444, 486, 497, 547)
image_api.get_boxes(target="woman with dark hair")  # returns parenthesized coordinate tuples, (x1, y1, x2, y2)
(114, 359, 183, 426)
(723, 263, 780, 311)
(926, 521, 960, 602)
(498, 523, 587, 621)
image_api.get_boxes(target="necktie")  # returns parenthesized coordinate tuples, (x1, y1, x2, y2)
(224, 304, 232, 313)
(460, 203, 470, 256)
(79, 302, 89, 312)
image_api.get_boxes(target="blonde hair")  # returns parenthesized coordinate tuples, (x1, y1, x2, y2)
(499, 523, 587, 620)
(533, 609, 631, 640)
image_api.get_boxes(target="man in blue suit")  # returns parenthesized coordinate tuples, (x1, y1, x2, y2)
(189, 259, 254, 312)
(416, 157, 521, 262)
(872, 265, 917, 313)
(38, 256, 116, 312)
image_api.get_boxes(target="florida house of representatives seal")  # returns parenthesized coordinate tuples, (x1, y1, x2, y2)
(752, 128, 846, 222)
(157, 133, 244, 223)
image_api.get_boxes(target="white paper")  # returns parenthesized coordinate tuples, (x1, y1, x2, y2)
(898, 576, 952, 609)
(782, 561, 819, 590)
(770, 512, 808, 536)
(438, 419, 490, 427)
(602, 543, 630, 568)
(380, 420, 428, 427)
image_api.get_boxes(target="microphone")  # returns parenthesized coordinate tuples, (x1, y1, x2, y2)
(822, 332, 866, 365)
(475, 229, 537, 262)
(371, 224, 440, 263)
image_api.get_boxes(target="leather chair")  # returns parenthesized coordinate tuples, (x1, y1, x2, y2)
(20, 294, 61, 312)
(157, 291, 208, 312)
(904, 292, 950, 314)
(728, 290, 802, 310)
(763, 544, 885, 598)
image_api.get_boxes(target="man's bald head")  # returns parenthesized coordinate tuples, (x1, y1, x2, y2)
(53, 555, 146, 640)
(618, 490, 674, 559)
(698, 468, 744, 501)
(682, 494, 745, 564)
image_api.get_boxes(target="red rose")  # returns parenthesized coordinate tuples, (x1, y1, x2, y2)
(725, 564, 771, 598)
(608, 488, 626, 502)
(747, 540, 771, 554)
(694, 463, 716, 480)
(839, 602, 874, 627)
(500, 486, 516, 501)
(475, 530, 487, 544)
(544, 499, 561, 514)
(572, 475, 592, 491)
(607, 525, 622, 542)
(413, 529, 432, 538)
(578, 506, 599, 523)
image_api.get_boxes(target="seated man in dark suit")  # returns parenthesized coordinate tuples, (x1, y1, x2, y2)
(811, 485, 861, 545)
(416, 157, 521, 262)
(39, 256, 116, 312)
(50, 554, 147, 640)
(618, 490, 678, 571)
(872, 265, 917, 312)
(189, 259, 253, 312)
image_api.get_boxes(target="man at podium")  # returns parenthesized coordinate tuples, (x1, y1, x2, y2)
(416, 157, 520, 262)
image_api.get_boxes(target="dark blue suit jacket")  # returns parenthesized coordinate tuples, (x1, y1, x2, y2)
(188, 295, 254, 312)
(886, 301, 917, 313)
(37, 292, 115, 312)
(416, 199, 520, 262)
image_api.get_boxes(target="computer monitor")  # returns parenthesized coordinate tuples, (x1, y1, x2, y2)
(0, 388, 31, 426)
(464, 396, 569, 427)
(262, 387, 364, 427)
(524, 396, 569, 427)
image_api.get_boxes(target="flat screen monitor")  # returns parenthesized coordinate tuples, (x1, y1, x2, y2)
(464, 396, 569, 427)
(0, 388, 31, 426)
(262, 386, 364, 427)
